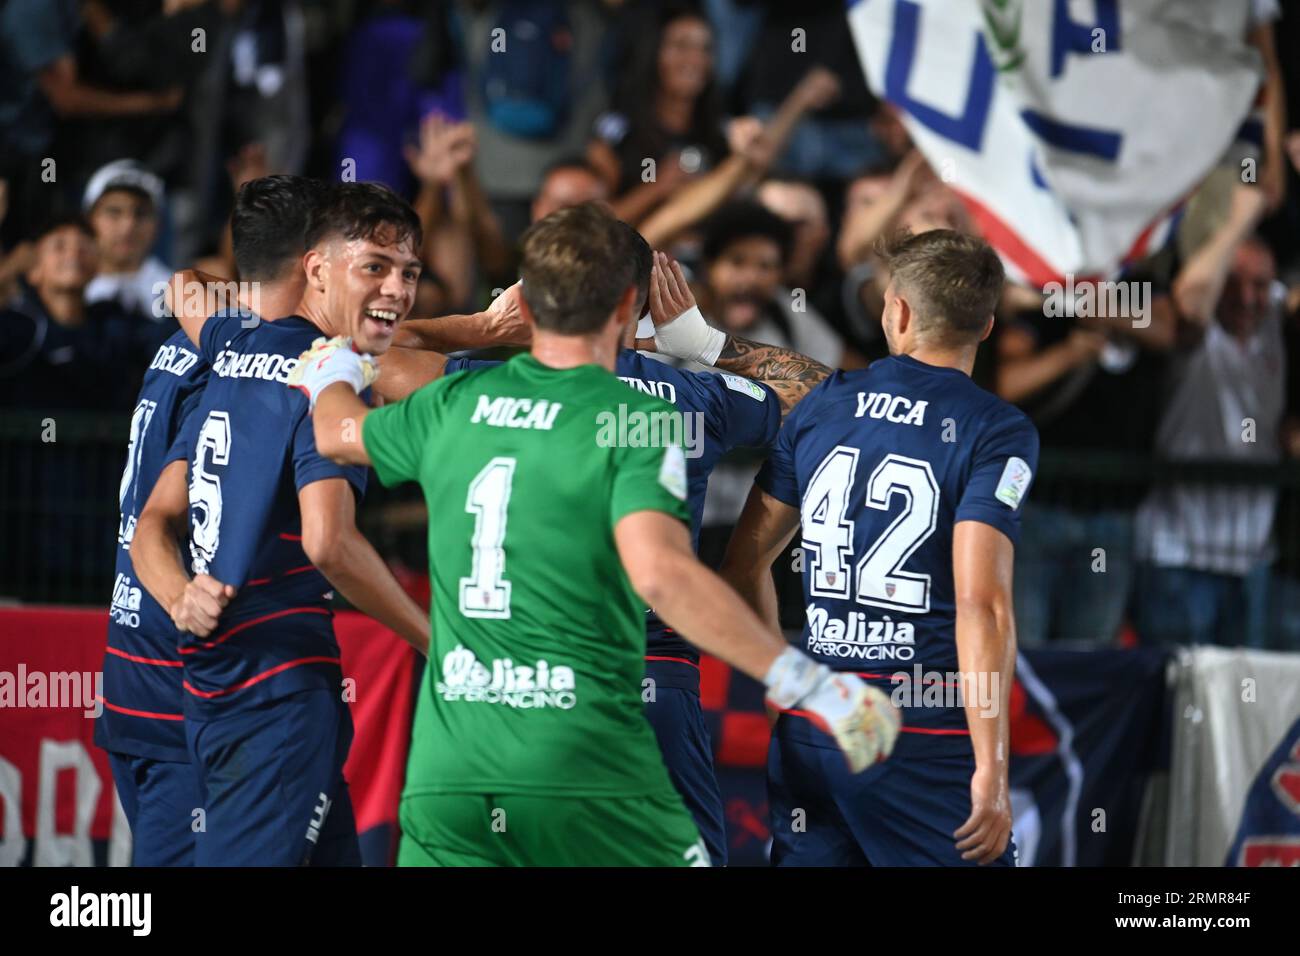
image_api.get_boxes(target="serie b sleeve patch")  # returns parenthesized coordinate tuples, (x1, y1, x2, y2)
(994, 456, 1032, 510)
(721, 373, 768, 402)
(659, 444, 687, 501)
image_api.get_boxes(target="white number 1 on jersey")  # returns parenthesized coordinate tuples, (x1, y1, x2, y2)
(459, 457, 516, 618)
(801, 446, 938, 613)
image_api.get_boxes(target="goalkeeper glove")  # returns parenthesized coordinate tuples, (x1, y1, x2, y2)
(288, 336, 378, 409)
(764, 646, 901, 773)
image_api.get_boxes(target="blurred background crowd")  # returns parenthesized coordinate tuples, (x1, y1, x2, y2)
(3, 0, 1300, 651)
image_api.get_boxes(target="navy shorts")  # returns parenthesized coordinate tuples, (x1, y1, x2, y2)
(109, 752, 202, 867)
(186, 687, 361, 867)
(643, 659, 727, 866)
(768, 716, 1017, 867)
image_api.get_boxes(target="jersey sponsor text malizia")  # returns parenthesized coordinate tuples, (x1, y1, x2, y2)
(110, 573, 144, 629)
(806, 604, 916, 661)
(437, 644, 577, 709)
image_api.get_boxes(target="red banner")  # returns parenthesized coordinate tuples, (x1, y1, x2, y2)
(0, 607, 416, 866)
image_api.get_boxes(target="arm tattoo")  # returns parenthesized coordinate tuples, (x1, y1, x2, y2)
(715, 333, 833, 414)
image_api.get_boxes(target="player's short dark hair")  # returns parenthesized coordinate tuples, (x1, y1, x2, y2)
(875, 229, 1005, 343)
(304, 181, 423, 257)
(231, 175, 328, 282)
(619, 222, 654, 315)
(33, 213, 95, 243)
(519, 203, 637, 335)
(700, 200, 793, 264)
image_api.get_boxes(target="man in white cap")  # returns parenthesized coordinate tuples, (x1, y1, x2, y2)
(83, 159, 171, 321)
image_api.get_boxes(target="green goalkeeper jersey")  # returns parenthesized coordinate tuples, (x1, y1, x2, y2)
(363, 353, 691, 797)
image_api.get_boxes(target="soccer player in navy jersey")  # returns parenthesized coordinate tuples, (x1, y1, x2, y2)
(101, 175, 325, 865)
(377, 223, 843, 865)
(721, 229, 1039, 866)
(131, 182, 436, 866)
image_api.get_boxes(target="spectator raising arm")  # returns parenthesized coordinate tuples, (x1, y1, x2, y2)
(639, 66, 843, 249)
(405, 114, 479, 308)
(38, 55, 181, 119)
(837, 149, 932, 269)
(995, 323, 1106, 406)
(1249, 19, 1288, 214)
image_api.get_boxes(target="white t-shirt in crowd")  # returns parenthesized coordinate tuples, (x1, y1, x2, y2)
(1136, 283, 1287, 576)
(85, 257, 172, 321)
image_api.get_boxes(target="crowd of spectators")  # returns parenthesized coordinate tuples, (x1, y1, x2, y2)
(3, 0, 1300, 648)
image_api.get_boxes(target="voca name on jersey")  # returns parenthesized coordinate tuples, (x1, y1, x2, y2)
(856, 391, 928, 426)
(210, 348, 300, 383)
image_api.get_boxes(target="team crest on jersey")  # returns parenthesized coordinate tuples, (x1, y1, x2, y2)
(995, 456, 1033, 510)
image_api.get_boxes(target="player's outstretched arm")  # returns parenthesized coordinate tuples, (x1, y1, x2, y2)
(393, 281, 529, 352)
(298, 479, 430, 657)
(312, 383, 373, 466)
(165, 268, 226, 347)
(718, 484, 802, 633)
(131, 458, 236, 637)
(951, 519, 1017, 865)
(645, 254, 831, 414)
(616, 509, 785, 681)
(615, 509, 900, 773)
(373, 347, 450, 403)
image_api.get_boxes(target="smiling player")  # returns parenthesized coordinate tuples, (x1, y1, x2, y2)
(132, 181, 432, 866)
(290, 203, 900, 867)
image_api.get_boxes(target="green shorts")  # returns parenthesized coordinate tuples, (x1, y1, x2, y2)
(397, 790, 710, 867)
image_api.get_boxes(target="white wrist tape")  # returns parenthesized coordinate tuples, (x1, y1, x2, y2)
(763, 646, 826, 711)
(653, 305, 727, 366)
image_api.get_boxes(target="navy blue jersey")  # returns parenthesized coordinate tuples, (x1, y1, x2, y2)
(96, 330, 210, 762)
(758, 355, 1039, 736)
(445, 351, 780, 662)
(181, 312, 366, 717)
(615, 352, 780, 663)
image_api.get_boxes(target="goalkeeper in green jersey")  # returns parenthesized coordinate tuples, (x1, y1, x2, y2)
(288, 203, 899, 867)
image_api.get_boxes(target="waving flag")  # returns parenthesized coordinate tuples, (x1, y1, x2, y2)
(847, 0, 1265, 286)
